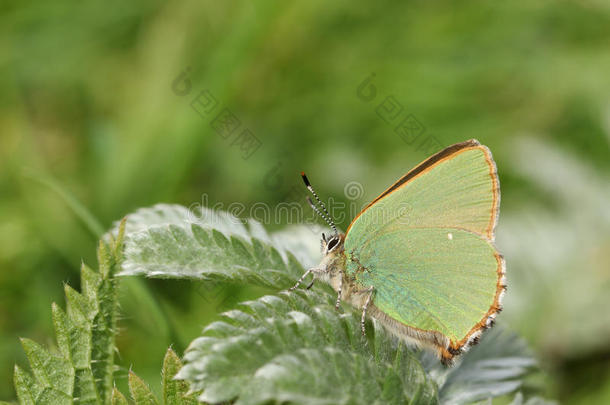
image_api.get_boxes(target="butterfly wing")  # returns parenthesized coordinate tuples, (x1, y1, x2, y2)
(344, 139, 504, 348)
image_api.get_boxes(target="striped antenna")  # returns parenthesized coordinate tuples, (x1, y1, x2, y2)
(301, 172, 338, 234)
(306, 196, 336, 232)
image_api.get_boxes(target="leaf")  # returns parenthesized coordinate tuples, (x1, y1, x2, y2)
(72, 368, 101, 405)
(111, 388, 130, 405)
(78, 251, 121, 404)
(13, 365, 41, 405)
(162, 348, 198, 405)
(64, 284, 91, 326)
(14, 219, 126, 404)
(116, 204, 323, 285)
(52, 303, 100, 405)
(91, 219, 126, 402)
(13, 374, 73, 405)
(115, 347, 199, 405)
(19, 338, 73, 396)
(129, 371, 160, 405)
(119, 221, 303, 289)
(90, 270, 119, 402)
(117, 203, 252, 240)
(177, 290, 438, 405)
(35, 388, 73, 405)
(267, 224, 326, 270)
(13, 210, 198, 404)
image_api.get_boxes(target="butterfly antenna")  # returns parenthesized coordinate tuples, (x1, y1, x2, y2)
(301, 172, 338, 234)
(306, 196, 337, 232)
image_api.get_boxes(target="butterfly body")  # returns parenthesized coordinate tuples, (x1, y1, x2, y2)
(293, 139, 506, 365)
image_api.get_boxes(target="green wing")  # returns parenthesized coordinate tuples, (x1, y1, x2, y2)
(344, 140, 503, 345)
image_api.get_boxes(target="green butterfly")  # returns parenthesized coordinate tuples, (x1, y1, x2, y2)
(291, 139, 505, 365)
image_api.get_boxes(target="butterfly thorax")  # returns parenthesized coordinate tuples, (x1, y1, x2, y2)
(317, 234, 372, 309)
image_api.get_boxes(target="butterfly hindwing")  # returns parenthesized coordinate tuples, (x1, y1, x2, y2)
(350, 228, 501, 344)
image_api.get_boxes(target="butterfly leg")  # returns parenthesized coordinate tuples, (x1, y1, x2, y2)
(289, 268, 313, 291)
(334, 277, 343, 310)
(361, 287, 375, 336)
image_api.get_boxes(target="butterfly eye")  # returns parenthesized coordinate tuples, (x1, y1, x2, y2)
(327, 237, 339, 251)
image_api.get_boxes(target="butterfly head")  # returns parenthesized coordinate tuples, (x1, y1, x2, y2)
(320, 232, 345, 256)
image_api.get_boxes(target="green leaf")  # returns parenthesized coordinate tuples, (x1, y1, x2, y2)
(91, 220, 125, 403)
(162, 348, 198, 405)
(80, 263, 102, 310)
(36, 388, 73, 405)
(20, 338, 73, 396)
(90, 274, 119, 402)
(112, 388, 130, 405)
(120, 221, 303, 289)
(129, 371, 160, 405)
(118, 347, 199, 405)
(13, 365, 41, 405)
(52, 303, 101, 404)
(14, 219, 125, 404)
(177, 290, 438, 405)
(52, 303, 88, 368)
(72, 368, 101, 405)
(64, 284, 91, 326)
(116, 204, 253, 240)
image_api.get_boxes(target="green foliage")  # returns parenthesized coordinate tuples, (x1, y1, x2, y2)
(162, 349, 198, 405)
(128, 372, 159, 405)
(118, 204, 303, 288)
(12, 216, 199, 404)
(178, 289, 437, 404)
(119, 205, 545, 404)
(111, 389, 129, 405)
(13, 220, 127, 405)
(111, 348, 198, 405)
(11, 203, 551, 404)
(3, 1, 610, 402)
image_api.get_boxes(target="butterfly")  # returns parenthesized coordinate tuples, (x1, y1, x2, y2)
(291, 139, 505, 365)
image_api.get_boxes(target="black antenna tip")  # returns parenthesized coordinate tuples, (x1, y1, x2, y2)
(301, 172, 311, 187)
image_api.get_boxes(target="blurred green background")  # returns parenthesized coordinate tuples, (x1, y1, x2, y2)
(1, 0, 609, 403)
